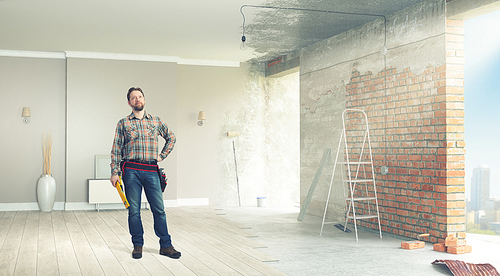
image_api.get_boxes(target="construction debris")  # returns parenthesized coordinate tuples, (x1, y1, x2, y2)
(433, 233, 472, 255)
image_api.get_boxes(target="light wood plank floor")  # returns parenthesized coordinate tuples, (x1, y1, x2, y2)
(0, 206, 286, 276)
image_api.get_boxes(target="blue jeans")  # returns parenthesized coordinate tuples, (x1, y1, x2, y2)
(123, 167, 172, 248)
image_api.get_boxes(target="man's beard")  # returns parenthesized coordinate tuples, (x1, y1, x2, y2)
(132, 103, 144, 112)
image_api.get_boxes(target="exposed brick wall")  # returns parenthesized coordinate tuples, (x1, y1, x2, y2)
(443, 18, 466, 239)
(343, 18, 465, 242)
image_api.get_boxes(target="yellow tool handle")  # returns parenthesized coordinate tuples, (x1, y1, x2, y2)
(116, 176, 130, 209)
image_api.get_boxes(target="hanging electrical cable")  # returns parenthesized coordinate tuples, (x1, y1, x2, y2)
(239, 5, 387, 52)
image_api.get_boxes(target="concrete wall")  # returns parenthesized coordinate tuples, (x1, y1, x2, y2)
(447, 0, 500, 19)
(300, 0, 467, 241)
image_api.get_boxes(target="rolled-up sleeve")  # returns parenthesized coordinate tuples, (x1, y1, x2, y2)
(158, 118, 176, 160)
(110, 120, 125, 176)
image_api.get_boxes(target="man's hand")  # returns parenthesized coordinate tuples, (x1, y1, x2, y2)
(157, 156, 163, 162)
(110, 174, 120, 187)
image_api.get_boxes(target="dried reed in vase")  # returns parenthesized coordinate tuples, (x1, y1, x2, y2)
(43, 132, 53, 175)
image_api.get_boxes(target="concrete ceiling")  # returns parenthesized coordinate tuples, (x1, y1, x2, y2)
(0, 0, 425, 63)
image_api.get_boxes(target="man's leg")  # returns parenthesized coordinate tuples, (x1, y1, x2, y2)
(123, 168, 144, 254)
(142, 170, 181, 259)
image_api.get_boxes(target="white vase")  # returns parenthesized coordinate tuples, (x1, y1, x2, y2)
(37, 174, 56, 212)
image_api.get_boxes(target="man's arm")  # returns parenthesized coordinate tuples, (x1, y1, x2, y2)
(110, 121, 124, 186)
(158, 118, 176, 161)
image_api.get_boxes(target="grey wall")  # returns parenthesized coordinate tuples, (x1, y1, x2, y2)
(176, 64, 248, 202)
(66, 58, 178, 203)
(0, 55, 300, 209)
(0, 56, 66, 204)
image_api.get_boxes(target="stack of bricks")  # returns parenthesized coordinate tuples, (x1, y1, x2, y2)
(433, 233, 471, 254)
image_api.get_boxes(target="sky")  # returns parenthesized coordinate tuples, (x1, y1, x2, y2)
(464, 9, 500, 199)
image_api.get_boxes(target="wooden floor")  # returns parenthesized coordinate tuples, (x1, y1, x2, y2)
(0, 206, 286, 276)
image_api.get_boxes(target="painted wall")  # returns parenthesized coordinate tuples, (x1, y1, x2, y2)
(0, 55, 300, 209)
(0, 56, 66, 206)
(66, 58, 178, 205)
(176, 64, 248, 203)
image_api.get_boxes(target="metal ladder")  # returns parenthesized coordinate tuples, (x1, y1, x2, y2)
(321, 109, 382, 241)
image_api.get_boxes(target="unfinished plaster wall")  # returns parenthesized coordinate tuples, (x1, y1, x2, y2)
(217, 63, 300, 207)
(300, 0, 465, 241)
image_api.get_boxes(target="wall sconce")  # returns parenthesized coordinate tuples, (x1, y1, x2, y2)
(22, 107, 31, 124)
(197, 111, 206, 126)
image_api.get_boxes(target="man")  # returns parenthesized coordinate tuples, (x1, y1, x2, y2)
(110, 87, 180, 260)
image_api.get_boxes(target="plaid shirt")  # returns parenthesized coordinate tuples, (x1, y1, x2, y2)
(110, 111, 175, 175)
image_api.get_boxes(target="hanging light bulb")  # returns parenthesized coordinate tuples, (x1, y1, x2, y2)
(240, 35, 247, 51)
(380, 44, 387, 56)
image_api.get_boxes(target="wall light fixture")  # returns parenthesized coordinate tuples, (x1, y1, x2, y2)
(22, 107, 31, 124)
(197, 111, 206, 126)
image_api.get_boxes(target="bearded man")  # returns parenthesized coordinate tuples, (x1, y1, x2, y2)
(110, 87, 180, 260)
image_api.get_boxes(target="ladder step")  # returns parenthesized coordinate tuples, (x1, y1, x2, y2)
(346, 197, 377, 201)
(344, 179, 374, 183)
(347, 214, 378, 219)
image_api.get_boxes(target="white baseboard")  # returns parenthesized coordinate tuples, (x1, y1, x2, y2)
(0, 198, 209, 211)
(65, 202, 152, 211)
(0, 202, 65, 211)
(164, 200, 178, 207)
(178, 198, 210, 206)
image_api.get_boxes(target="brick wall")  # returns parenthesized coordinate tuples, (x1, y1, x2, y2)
(343, 18, 465, 242)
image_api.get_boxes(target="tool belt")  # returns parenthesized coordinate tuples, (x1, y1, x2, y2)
(121, 160, 168, 192)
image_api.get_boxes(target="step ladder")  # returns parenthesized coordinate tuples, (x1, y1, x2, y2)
(320, 109, 382, 241)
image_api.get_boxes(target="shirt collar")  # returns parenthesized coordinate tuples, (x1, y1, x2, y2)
(128, 111, 152, 120)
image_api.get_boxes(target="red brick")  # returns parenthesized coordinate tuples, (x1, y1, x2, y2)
(401, 241, 425, 250)
(447, 245, 471, 254)
(433, 243, 446, 252)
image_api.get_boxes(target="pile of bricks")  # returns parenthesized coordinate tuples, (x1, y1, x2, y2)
(433, 233, 472, 254)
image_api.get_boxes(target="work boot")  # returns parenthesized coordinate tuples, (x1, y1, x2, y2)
(132, 245, 142, 259)
(159, 246, 181, 259)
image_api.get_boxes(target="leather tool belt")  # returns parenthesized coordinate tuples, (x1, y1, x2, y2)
(121, 160, 167, 192)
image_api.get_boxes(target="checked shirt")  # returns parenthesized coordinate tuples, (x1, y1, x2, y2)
(111, 112, 175, 176)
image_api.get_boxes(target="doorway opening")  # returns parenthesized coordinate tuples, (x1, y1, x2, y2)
(464, 8, 500, 235)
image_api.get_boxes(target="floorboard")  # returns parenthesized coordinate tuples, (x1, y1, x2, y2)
(0, 212, 26, 276)
(51, 211, 81, 275)
(36, 211, 58, 276)
(99, 210, 173, 276)
(172, 207, 266, 249)
(62, 211, 104, 276)
(14, 211, 39, 276)
(73, 211, 127, 276)
(0, 206, 285, 276)
(0, 212, 15, 252)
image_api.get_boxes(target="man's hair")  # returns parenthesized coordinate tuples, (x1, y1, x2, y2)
(127, 87, 144, 101)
